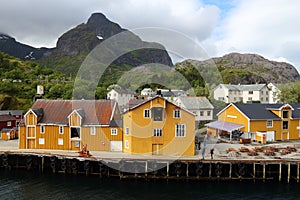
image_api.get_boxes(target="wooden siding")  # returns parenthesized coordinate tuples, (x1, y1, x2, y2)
(81, 126, 123, 151)
(19, 126, 26, 149)
(123, 97, 195, 156)
(218, 104, 248, 132)
(69, 113, 81, 127)
(26, 111, 36, 125)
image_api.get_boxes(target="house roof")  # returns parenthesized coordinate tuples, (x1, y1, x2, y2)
(111, 89, 135, 95)
(177, 96, 214, 110)
(0, 110, 23, 116)
(124, 96, 195, 116)
(221, 84, 267, 91)
(222, 103, 300, 120)
(205, 121, 244, 132)
(0, 115, 16, 122)
(30, 99, 117, 125)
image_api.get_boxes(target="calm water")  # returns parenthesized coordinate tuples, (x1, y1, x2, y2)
(1, 171, 300, 200)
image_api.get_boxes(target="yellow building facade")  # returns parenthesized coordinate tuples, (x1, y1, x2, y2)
(123, 96, 195, 156)
(217, 103, 300, 141)
(19, 99, 122, 151)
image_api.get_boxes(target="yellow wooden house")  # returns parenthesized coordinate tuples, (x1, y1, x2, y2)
(207, 103, 300, 141)
(123, 96, 195, 156)
(19, 99, 122, 151)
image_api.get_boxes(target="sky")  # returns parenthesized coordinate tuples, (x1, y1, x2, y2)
(0, 0, 300, 70)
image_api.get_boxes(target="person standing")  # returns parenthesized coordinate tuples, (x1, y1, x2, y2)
(210, 148, 214, 159)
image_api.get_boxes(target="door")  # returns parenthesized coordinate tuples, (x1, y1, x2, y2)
(266, 131, 275, 142)
(152, 144, 163, 155)
(110, 141, 122, 152)
(27, 139, 35, 149)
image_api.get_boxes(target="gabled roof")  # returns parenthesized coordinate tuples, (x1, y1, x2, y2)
(30, 99, 117, 125)
(220, 84, 268, 91)
(0, 115, 16, 122)
(0, 110, 23, 116)
(220, 103, 300, 120)
(124, 96, 195, 116)
(177, 96, 214, 110)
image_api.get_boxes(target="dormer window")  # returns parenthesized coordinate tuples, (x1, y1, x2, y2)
(283, 110, 289, 118)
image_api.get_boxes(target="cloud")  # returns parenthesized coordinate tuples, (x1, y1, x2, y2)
(215, 0, 300, 68)
(0, 0, 220, 50)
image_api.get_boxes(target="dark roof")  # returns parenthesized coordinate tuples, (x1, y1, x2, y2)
(0, 115, 16, 122)
(0, 128, 11, 133)
(232, 103, 300, 120)
(109, 120, 122, 127)
(113, 89, 135, 95)
(30, 99, 118, 125)
(0, 110, 23, 116)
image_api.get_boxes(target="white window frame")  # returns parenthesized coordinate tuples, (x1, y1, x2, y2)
(7, 121, 11, 127)
(266, 120, 273, 128)
(58, 138, 63, 145)
(90, 126, 96, 135)
(175, 124, 186, 137)
(200, 111, 204, 116)
(40, 125, 45, 134)
(144, 109, 150, 118)
(111, 128, 118, 135)
(125, 140, 129, 149)
(125, 127, 129, 135)
(174, 109, 181, 118)
(207, 111, 211, 116)
(153, 128, 162, 137)
(59, 125, 64, 134)
(39, 138, 45, 145)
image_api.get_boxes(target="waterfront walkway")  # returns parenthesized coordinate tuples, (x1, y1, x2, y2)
(2, 139, 300, 161)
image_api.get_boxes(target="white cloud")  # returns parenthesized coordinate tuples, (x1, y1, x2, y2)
(214, 0, 300, 69)
(0, 0, 220, 50)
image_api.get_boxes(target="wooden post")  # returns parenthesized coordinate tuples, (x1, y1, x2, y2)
(287, 163, 290, 183)
(279, 163, 282, 182)
(209, 163, 212, 178)
(253, 163, 255, 181)
(186, 163, 189, 177)
(41, 156, 44, 173)
(297, 163, 299, 183)
(145, 161, 148, 177)
(229, 163, 232, 179)
(167, 162, 169, 177)
(263, 163, 266, 182)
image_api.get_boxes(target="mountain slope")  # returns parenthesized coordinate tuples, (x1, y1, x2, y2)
(175, 53, 300, 85)
(0, 33, 52, 60)
(40, 13, 173, 75)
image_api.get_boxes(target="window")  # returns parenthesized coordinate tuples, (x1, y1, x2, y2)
(40, 125, 45, 134)
(207, 111, 211, 116)
(266, 91, 269, 95)
(249, 91, 253, 94)
(153, 107, 163, 121)
(59, 126, 64, 134)
(7, 121, 11, 127)
(125, 127, 129, 135)
(71, 127, 80, 138)
(283, 110, 289, 118)
(144, 109, 150, 118)
(174, 109, 180, 118)
(125, 140, 129, 149)
(153, 128, 162, 137)
(90, 126, 96, 135)
(266, 120, 273, 128)
(200, 111, 204, 116)
(234, 97, 237, 101)
(39, 138, 45, 145)
(74, 141, 80, 148)
(218, 97, 224, 101)
(176, 124, 186, 137)
(283, 121, 289, 130)
(111, 128, 118, 135)
(248, 97, 252, 101)
(261, 91, 264, 95)
(58, 138, 63, 145)
(266, 97, 268, 102)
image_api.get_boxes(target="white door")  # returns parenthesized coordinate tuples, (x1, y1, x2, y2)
(110, 141, 122, 152)
(266, 131, 275, 142)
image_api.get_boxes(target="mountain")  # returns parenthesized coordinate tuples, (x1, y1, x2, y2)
(0, 33, 52, 60)
(175, 53, 300, 85)
(40, 13, 173, 75)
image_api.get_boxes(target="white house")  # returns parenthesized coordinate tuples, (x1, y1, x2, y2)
(213, 84, 272, 103)
(107, 89, 135, 111)
(141, 88, 154, 96)
(267, 83, 281, 103)
(173, 96, 214, 123)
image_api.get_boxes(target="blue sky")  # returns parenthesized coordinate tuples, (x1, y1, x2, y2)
(0, 0, 300, 70)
